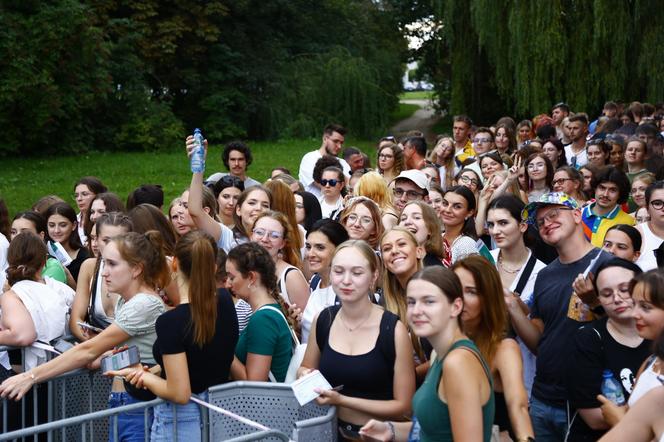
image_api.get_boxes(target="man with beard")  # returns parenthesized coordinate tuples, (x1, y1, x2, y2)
(551, 102, 570, 142)
(299, 124, 351, 198)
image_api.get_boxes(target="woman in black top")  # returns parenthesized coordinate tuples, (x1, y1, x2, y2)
(566, 258, 650, 441)
(297, 240, 415, 441)
(45, 202, 90, 283)
(110, 230, 238, 441)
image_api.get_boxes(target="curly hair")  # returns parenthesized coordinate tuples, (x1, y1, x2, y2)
(222, 141, 253, 170)
(377, 143, 404, 177)
(313, 155, 343, 184)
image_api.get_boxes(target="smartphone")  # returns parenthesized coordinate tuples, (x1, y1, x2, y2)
(101, 346, 140, 373)
(53, 339, 74, 354)
(77, 321, 103, 334)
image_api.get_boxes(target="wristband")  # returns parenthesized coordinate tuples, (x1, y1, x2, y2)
(387, 421, 396, 442)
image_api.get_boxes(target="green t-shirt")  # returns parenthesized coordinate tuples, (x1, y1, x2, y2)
(235, 303, 292, 382)
(43, 257, 67, 284)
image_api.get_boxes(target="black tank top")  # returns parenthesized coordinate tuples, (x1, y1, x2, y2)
(316, 305, 398, 400)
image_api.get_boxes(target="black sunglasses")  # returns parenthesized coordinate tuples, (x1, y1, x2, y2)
(320, 179, 339, 187)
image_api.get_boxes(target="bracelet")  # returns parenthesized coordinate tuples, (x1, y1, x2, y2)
(28, 372, 36, 382)
(386, 421, 396, 442)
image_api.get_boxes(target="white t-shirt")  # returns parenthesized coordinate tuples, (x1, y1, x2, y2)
(319, 196, 344, 220)
(564, 144, 588, 169)
(298, 150, 351, 198)
(301, 285, 337, 344)
(0, 232, 8, 291)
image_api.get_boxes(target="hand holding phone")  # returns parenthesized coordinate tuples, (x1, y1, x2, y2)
(101, 345, 140, 374)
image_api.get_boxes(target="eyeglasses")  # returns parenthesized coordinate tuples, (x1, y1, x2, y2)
(393, 188, 424, 200)
(552, 178, 572, 186)
(598, 283, 632, 303)
(536, 207, 573, 229)
(379, 154, 394, 160)
(527, 162, 546, 171)
(473, 137, 492, 144)
(459, 175, 479, 186)
(252, 228, 283, 240)
(650, 199, 664, 210)
(346, 214, 373, 227)
(320, 179, 339, 187)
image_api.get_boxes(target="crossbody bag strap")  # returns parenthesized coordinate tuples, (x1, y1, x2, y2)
(513, 253, 537, 296)
(258, 305, 300, 347)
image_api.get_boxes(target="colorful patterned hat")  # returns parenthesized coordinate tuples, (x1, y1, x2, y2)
(521, 192, 579, 225)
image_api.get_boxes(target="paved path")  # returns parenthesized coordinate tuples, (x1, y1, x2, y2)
(390, 99, 442, 143)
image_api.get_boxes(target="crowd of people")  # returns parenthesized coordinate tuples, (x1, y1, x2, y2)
(0, 99, 663, 442)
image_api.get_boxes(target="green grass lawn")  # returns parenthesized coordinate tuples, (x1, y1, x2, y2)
(390, 103, 420, 123)
(0, 138, 376, 216)
(399, 90, 436, 101)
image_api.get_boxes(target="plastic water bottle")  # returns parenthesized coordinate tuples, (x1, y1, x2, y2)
(600, 369, 626, 406)
(49, 241, 72, 266)
(190, 128, 205, 173)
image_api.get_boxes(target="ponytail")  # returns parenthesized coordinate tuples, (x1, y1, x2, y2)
(177, 232, 218, 346)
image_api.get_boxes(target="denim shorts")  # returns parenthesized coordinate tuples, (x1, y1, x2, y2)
(150, 391, 208, 442)
(108, 391, 153, 442)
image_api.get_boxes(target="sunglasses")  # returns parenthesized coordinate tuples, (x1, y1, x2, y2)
(321, 179, 339, 187)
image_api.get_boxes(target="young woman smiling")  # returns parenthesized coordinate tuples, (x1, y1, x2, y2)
(298, 240, 415, 441)
(339, 197, 384, 250)
(212, 174, 244, 229)
(300, 220, 349, 343)
(453, 256, 534, 441)
(542, 138, 568, 170)
(250, 211, 309, 309)
(185, 135, 272, 252)
(566, 259, 649, 440)
(85, 192, 126, 241)
(479, 151, 505, 181)
(629, 172, 655, 216)
(586, 140, 611, 168)
(45, 202, 90, 283)
(399, 201, 445, 266)
(360, 266, 495, 442)
(552, 166, 586, 206)
(524, 153, 554, 203)
(487, 196, 546, 398)
(440, 186, 478, 266)
(377, 142, 404, 183)
(598, 269, 664, 429)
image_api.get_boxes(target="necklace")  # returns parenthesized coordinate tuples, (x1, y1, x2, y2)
(339, 308, 373, 332)
(498, 254, 524, 274)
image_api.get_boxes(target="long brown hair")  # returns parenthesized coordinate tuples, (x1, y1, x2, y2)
(175, 231, 218, 346)
(113, 231, 170, 291)
(401, 200, 444, 260)
(252, 210, 302, 268)
(264, 180, 302, 250)
(452, 255, 508, 364)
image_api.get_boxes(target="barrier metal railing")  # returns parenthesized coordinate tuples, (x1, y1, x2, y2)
(1, 374, 336, 442)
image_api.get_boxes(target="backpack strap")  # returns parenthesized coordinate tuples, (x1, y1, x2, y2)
(514, 253, 538, 296)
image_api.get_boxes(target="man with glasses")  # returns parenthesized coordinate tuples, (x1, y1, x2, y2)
(506, 192, 612, 441)
(390, 170, 430, 215)
(466, 127, 497, 184)
(635, 180, 664, 271)
(206, 141, 261, 188)
(581, 166, 635, 247)
(298, 124, 351, 198)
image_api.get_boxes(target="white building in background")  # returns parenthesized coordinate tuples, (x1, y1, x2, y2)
(402, 61, 434, 91)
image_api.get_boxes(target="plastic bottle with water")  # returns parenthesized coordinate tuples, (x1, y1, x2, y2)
(600, 369, 626, 406)
(190, 128, 205, 173)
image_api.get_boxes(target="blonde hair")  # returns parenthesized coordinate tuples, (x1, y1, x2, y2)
(379, 227, 424, 359)
(401, 201, 444, 260)
(355, 171, 395, 212)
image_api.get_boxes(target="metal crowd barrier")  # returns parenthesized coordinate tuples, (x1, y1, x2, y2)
(1, 375, 337, 441)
